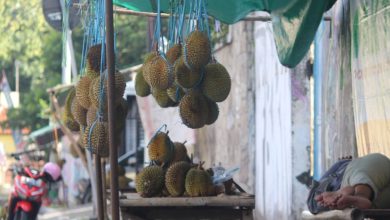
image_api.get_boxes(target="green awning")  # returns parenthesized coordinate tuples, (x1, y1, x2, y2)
(113, 0, 336, 67)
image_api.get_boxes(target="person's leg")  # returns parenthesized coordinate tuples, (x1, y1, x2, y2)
(29, 201, 42, 220)
(336, 184, 373, 209)
(7, 194, 20, 220)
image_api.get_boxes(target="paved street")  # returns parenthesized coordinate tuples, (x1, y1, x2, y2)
(38, 204, 94, 220)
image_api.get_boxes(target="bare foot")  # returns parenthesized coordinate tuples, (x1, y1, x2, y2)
(316, 186, 355, 209)
(336, 194, 372, 209)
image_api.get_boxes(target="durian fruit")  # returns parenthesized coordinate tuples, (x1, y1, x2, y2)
(145, 55, 173, 90)
(85, 62, 100, 79)
(183, 30, 211, 69)
(166, 83, 185, 103)
(165, 161, 191, 196)
(63, 88, 80, 131)
(171, 142, 190, 164)
(142, 52, 158, 84)
(83, 121, 109, 157)
(152, 88, 175, 108)
(147, 131, 174, 165)
(71, 98, 87, 127)
(201, 63, 231, 102)
(86, 107, 108, 126)
(89, 71, 126, 109)
(205, 99, 219, 125)
(135, 68, 151, 97)
(166, 44, 182, 65)
(174, 57, 202, 89)
(179, 90, 208, 129)
(185, 162, 213, 197)
(135, 165, 165, 197)
(86, 44, 105, 76)
(75, 76, 93, 109)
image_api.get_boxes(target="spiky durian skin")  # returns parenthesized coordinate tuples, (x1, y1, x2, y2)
(205, 99, 219, 125)
(174, 57, 202, 89)
(152, 88, 175, 108)
(183, 30, 211, 69)
(166, 84, 185, 103)
(63, 88, 80, 131)
(75, 76, 93, 109)
(86, 44, 105, 74)
(185, 167, 213, 197)
(135, 68, 151, 97)
(142, 52, 158, 84)
(135, 165, 165, 197)
(171, 142, 190, 164)
(146, 55, 173, 90)
(179, 91, 208, 129)
(83, 121, 109, 157)
(166, 44, 182, 65)
(201, 63, 231, 102)
(147, 132, 174, 165)
(89, 71, 126, 109)
(85, 61, 100, 79)
(165, 161, 191, 197)
(71, 98, 87, 127)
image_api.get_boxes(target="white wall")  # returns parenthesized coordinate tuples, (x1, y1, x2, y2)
(254, 21, 293, 220)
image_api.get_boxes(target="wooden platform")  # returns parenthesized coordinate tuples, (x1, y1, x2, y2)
(119, 193, 255, 220)
(302, 209, 390, 220)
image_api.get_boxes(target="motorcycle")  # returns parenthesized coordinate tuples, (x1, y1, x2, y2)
(7, 153, 62, 220)
(10, 166, 47, 220)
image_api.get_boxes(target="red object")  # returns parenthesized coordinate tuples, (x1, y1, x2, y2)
(11, 166, 47, 215)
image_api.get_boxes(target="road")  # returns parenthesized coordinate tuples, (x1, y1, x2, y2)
(38, 204, 95, 220)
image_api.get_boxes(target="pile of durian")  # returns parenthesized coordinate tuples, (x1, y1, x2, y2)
(135, 30, 231, 129)
(136, 129, 233, 198)
(62, 44, 127, 157)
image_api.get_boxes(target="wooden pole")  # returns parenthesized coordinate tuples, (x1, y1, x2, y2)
(105, 0, 120, 219)
(95, 155, 104, 220)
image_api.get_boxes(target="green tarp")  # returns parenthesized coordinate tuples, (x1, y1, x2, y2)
(114, 0, 336, 67)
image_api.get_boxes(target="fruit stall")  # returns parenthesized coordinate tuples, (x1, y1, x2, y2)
(59, 0, 336, 219)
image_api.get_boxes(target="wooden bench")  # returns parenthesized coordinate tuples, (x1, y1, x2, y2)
(119, 193, 255, 220)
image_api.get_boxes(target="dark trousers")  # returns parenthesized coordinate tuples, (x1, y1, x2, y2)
(7, 194, 41, 220)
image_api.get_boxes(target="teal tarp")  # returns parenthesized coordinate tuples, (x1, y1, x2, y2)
(114, 0, 336, 67)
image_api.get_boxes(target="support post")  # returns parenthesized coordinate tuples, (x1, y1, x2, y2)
(95, 155, 104, 220)
(105, 0, 119, 219)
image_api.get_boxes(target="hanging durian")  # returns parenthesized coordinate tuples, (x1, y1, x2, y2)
(142, 51, 158, 84)
(63, 88, 80, 132)
(135, 68, 151, 97)
(179, 90, 208, 129)
(205, 99, 219, 125)
(75, 76, 93, 109)
(165, 161, 191, 196)
(145, 55, 173, 90)
(201, 63, 231, 102)
(71, 98, 87, 127)
(183, 30, 211, 70)
(147, 131, 174, 165)
(166, 44, 182, 65)
(135, 165, 165, 197)
(174, 56, 202, 89)
(152, 88, 175, 108)
(166, 83, 185, 103)
(86, 44, 105, 77)
(83, 121, 109, 157)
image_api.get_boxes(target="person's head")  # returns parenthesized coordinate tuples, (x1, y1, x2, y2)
(42, 162, 62, 182)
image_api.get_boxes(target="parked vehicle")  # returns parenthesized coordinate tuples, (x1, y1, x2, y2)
(7, 154, 61, 220)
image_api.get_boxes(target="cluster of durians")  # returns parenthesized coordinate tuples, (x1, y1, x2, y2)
(135, 130, 220, 197)
(135, 30, 231, 129)
(62, 44, 127, 157)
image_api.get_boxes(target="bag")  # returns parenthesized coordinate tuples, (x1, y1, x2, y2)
(306, 159, 351, 214)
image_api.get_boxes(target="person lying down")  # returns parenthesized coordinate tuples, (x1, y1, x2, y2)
(310, 153, 390, 212)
